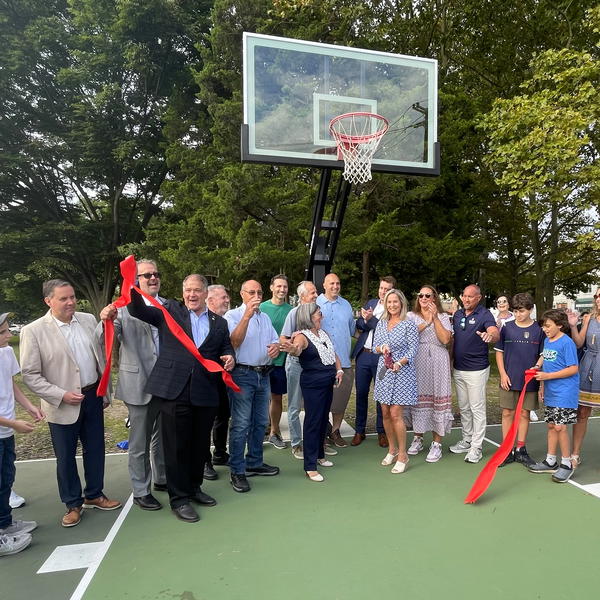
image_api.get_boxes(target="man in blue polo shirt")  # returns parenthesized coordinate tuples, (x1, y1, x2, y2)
(450, 284, 499, 463)
(317, 273, 356, 447)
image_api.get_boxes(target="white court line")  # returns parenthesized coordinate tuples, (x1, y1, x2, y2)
(67, 494, 134, 600)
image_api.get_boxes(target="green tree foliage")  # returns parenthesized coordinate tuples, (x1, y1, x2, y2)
(480, 8, 600, 310)
(0, 0, 210, 315)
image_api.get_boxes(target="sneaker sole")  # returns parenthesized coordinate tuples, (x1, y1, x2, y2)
(407, 449, 423, 455)
(230, 483, 250, 493)
(527, 468, 558, 474)
(425, 456, 442, 463)
(83, 503, 122, 511)
(552, 475, 573, 483)
(449, 447, 471, 454)
(245, 471, 279, 477)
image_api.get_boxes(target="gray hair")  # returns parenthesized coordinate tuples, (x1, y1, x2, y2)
(207, 284, 227, 297)
(43, 279, 72, 298)
(136, 258, 157, 269)
(296, 280, 314, 299)
(296, 302, 320, 330)
(182, 274, 208, 290)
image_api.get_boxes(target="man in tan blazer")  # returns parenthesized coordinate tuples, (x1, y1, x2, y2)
(20, 279, 121, 527)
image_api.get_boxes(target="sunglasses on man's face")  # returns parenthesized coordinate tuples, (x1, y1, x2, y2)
(418, 293, 432, 299)
(138, 272, 161, 280)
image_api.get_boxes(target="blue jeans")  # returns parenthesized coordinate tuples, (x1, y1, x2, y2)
(354, 350, 384, 434)
(0, 435, 16, 528)
(227, 367, 270, 474)
(285, 355, 303, 448)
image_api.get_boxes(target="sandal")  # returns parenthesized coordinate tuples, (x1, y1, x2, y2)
(381, 452, 399, 466)
(391, 458, 409, 474)
(570, 455, 582, 469)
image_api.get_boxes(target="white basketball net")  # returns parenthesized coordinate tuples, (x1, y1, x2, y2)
(329, 112, 389, 184)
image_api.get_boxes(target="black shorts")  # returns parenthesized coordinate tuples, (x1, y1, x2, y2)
(269, 365, 287, 395)
(544, 406, 578, 425)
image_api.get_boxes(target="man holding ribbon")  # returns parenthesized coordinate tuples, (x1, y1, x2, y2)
(97, 259, 166, 512)
(121, 273, 235, 523)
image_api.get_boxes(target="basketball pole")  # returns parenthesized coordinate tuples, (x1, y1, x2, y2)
(305, 168, 352, 293)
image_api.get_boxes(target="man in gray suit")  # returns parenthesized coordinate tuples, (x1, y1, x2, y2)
(98, 259, 166, 511)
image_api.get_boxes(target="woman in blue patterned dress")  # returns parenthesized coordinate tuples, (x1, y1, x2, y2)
(372, 289, 419, 473)
(567, 288, 600, 467)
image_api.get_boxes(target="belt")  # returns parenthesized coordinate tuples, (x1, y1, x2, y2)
(236, 364, 272, 374)
(81, 381, 99, 393)
(362, 348, 373, 353)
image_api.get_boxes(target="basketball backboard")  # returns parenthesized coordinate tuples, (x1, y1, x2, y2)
(242, 33, 439, 176)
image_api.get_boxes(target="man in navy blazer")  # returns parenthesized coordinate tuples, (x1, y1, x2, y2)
(120, 274, 235, 523)
(350, 276, 396, 447)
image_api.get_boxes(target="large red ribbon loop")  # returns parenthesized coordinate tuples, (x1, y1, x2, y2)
(97, 255, 240, 396)
(464, 368, 538, 504)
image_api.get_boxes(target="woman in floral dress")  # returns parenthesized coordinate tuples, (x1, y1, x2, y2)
(406, 285, 453, 463)
(373, 289, 419, 474)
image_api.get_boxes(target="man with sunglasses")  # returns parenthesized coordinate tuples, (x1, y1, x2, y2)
(98, 260, 166, 511)
(449, 285, 499, 463)
(350, 276, 396, 447)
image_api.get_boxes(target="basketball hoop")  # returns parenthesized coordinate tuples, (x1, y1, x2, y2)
(329, 112, 389, 184)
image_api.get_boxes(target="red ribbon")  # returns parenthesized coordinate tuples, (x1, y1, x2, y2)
(97, 255, 239, 396)
(464, 368, 538, 504)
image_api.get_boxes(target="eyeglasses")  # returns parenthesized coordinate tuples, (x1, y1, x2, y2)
(418, 293, 432, 299)
(138, 272, 161, 279)
(460, 317, 466, 330)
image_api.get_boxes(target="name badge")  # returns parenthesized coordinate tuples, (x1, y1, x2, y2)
(524, 331, 529, 339)
(469, 318, 476, 325)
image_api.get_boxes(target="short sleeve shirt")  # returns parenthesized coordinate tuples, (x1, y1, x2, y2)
(259, 301, 292, 366)
(0, 346, 20, 438)
(494, 321, 544, 391)
(281, 306, 299, 339)
(541, 334, 580, 409)
(224, 305, 279, 366)
(316, 294, 356, 368)
(452, 305, 497, 371)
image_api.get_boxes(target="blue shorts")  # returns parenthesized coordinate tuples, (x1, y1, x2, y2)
(269, 365, 287, 395)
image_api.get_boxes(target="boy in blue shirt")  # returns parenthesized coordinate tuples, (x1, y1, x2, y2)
(0, 312, 44, 556)
(528, 309, 580, 483)
(494, 293, 544, 468)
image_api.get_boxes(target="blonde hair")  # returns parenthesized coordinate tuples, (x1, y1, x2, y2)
(591, 287, 600, 320)
(382, 289, 408, 322)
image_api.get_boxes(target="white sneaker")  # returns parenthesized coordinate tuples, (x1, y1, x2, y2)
(426, 442, 443, 463)
(407, 436, 424, 455)
(449, 439, 471, 454)
(0, 519, 38, 536)
(464, 447, 483, 463)
(530, 411, 539, 422)
(9, 491, 25, 509)
(317, 458, 334, 467)
(0, 533, 32, 556)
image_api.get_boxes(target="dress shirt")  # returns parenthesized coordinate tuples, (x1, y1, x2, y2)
(316, 293, 356, 368)
(189, 307, 210, 348)
(281, 305, 299, 338)
(364, 301, 385, 350)
(53, 314, 98, 387)
(224, 305, 278, 366)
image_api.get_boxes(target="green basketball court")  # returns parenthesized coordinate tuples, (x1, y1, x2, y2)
(4, 420, 600, 600)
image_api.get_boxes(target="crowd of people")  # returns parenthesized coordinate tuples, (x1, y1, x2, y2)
(0, 263, 598, 557)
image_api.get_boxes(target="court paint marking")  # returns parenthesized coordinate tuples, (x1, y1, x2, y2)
(38, 542, 105, 574)
(65, 495, 134, 600)
(483, 436, 600, 500)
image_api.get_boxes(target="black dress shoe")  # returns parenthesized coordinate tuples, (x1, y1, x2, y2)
(191, 490, 217, 506)
(212, 452, 230, 466)
(204, 463, 218, 481)
(133, 494, 162, 511)
(230, 473, 251, 493)
(153, 483, 168, 492)
(172, 503, 199, 522)
(245, 463, 280, 477)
